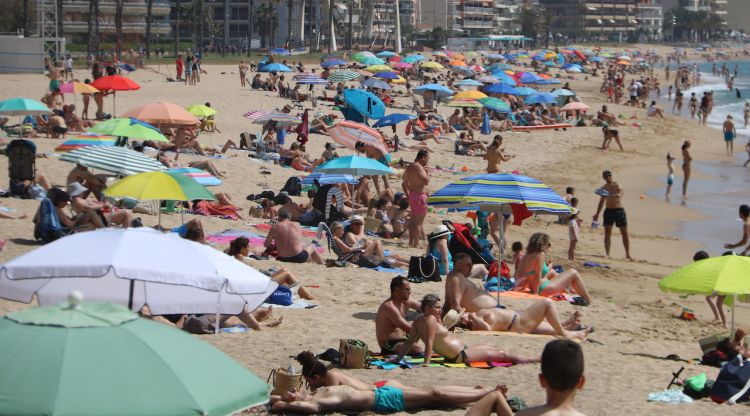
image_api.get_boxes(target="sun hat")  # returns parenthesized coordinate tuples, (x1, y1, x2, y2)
(428, 224, 451, 240)
(67, 182, 88, 198)
(350, 214, 364, 224)
(442, 307, 465, 329)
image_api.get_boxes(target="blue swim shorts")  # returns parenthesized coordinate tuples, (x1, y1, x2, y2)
(372, 386, 406, 413)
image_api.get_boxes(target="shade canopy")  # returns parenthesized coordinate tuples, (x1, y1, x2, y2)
(659, 256, 750, 296)
(168, 167, 222, 186)
(105, 171, 216, 201)
(372, 113, 415, 128)
(186, 104, 218, 117)
(54, 134, 116, 153)
(301, 172, 359, 186)
(0, 97, 51, 116)
(122, 101, 200, 127)
(59, 81, 100, 94)
(258, 63, 292, 72)
(87, 117, 168, 141)
(413, 84, 454, 99)
(453, 90, 487, 100)
(343, 89, 386, 119)
(90, 75, 141, 92)
(59, 145, 165, 176)
(525, 92, 558, 104)
(0, 228, 278, 315)
(327, 120, 387, 153)
(0, 301, 269, 415)
(252, 112, 300, 127)
(314, 155, 393, 176)
(328, 69, 361, 82)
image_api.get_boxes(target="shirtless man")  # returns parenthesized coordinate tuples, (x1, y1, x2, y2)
(402, 149, 430, 248)
(375, 276, 423, 355)
(355, 141, 390, 192)
(444, 253, 500, 313)
(46, 60, 62, 97)
(264, 208, 323, 264)
(724, 204, 750, 256)
(48, 114, 68, 139)
(723, 114, 736, 156)
(485, 135, 514, 173)
(172, 127, 207, 156)
(391, 294, 539, 366)
(592, 170, 632, 260)
(455, 300, 590, 340)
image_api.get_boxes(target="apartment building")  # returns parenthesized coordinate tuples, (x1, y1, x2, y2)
(61, 0, 171, 45)
(539, 0, 663, 40)
(447, 0, 521, 36)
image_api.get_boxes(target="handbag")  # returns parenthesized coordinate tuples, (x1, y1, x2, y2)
(710, 355, 750, 404)
(339, 339, 370, 369)
(266, 286, 293, 306)
(266, 368, 303, 396)
(408, 255, 441, 282)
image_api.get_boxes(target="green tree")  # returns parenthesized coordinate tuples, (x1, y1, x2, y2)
(429, 26, 447, 49)
(145, 0, 154, 57)
(255, 3, 278, 48)
(87, 0, 98, 54)
(515, 7, 539, 43)
(539, 10, 556, 49)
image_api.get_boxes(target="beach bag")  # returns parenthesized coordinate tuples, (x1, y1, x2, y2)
(339, 339, 370, 369)
(281, 176, 302, 196)
(266, 368, 303, 396)
(266, 286, 293, 306)
(408, 255, 441, 282)
(710, 355, 750, 404)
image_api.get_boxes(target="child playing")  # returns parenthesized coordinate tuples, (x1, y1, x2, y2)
(511, 241, 525, 276)
(694, 250, 727, 327)
(666, 153, 676, 199)
(466, 339, 588, 416)
(568, 210, 581, 260)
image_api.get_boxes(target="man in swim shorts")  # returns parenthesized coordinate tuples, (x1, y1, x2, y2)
(402, 150, 430, 248)
(376, 276, 423, 355)
(264, 208, 323, 264)
(723, 114, 736, 156)
(592, 170, 632, 260)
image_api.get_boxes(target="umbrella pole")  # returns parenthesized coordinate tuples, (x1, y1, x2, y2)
(128, 279, 135, 310)
(731, 294, 736, 335)
(158, 199, 162, 228)
(214, 289, 222, 335)
(496, 216, 504, 308)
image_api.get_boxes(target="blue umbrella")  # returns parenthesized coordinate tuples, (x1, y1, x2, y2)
(519, 72, 543, 83)
(376, 51, 398, 58)
(485, 53, 505, 60)
(492, 72, 517, 86)
(552, 89, 576, 97)
(481, 111, 491, 135)
(455, 79, 483, 88)
(343, 89, 385, 119)
(314, 155, 393, 176)
(258, 63, 292, 72)
(532, 55, 546, 61)
(451, 66, 474, 76)
(488, 63, 512, 71)
(536, 79, 562, 85)
(591, 56, 604, 62)
(543, 61, 556, 67)
(404, 54, 425, 62)
(321, 59, 347, 68)
(413, 84, 455, 99)
(270, 48, 291, 55)
(361, 78, 391, 90)
(525, 92, 557, 104)
(513, 86, 537, 96)
(484, 83, 518, 95)
(296, 78, 329, 85)
(373, 71, 399, 80)
(372, 113, 415, 128)
(301, 172, 359, 186)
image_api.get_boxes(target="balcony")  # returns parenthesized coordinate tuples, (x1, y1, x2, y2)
(64, 2, 171, 16)
(63, 21, 171, 35)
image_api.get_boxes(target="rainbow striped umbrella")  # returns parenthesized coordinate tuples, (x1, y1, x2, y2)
(168, 167, 222, 186)
(327, 120, 388, 154)
(54, 134, 116, 153)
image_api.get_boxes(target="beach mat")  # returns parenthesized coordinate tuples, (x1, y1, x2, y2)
(488, 290, 567, 302)
(458, 330, 582, 342)
(206, 229, 265, 244)
(368, 354, 516, 370)
(262, 299, 319, 309)
(253, 223, 319, 238)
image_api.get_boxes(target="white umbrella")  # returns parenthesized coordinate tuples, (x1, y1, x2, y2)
(0, 228, 278, 322)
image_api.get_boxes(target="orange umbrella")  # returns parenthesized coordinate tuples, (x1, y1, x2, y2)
(537, 74, 552, 79)
(449, 59, 467, 67)
(122, 101, 200, 127)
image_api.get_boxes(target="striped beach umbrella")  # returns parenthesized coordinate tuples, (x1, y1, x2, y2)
(328, 69, 361, 82)
(478, 97, 511, 113)
(168, 167, 222, 186)
(59, 145, 165, 176)
(446, 99, 482, 108)
(301, 172, 359, 186)
(242, 110, 268, 121)
(54, 134, 116, 153)
(251, 112, 301, 127)
(327, 120, 387, 154)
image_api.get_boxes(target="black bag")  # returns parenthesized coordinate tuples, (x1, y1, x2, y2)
(710, 355, 750, 404)
(281, 176, 302, 196)
(408, 255, 441, 282)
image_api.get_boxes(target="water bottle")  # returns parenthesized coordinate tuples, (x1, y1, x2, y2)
(287, 364, 296, 375)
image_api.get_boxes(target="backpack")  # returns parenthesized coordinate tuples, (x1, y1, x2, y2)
(281, 176, 302, 196)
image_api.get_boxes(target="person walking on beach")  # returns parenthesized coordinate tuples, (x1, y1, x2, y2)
(402, 150, 430, 248)
(699, 92, 709, 126)
(239, 59, 249, 87)
(592, 170, 633, 260)
(689, 93, 698, 119)
(744, 102, 749, 128)
(724, 204, 750, 257)
(723, 115, 736, 156)
(665, 153, 676, 200)
(681, 140, 692, 198)
(744, 137, 750, 167)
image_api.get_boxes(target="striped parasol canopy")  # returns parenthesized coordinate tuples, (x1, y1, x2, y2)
(328, 69, 361, 83)
(446, 99, 483, 108)
(54, 133, 116, 153)
(327, 120, 388, 154)
(242, 110, 268, 121)
(427, 173, 572, 214)
(251, 112, 300, 127)
(301, 172, 359, 186)
(168, 167, 222, 186)
(59, 145, 165, 177)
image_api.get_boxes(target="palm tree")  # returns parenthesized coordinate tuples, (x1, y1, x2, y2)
(115, 0, 123, 60)
(255, 3, 277, 48)
(145, 0, 154, 58)
(87, 0, 97, 54)
(515, 7, 539, 44)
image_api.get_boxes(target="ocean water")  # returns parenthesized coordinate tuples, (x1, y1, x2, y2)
(650, 60, 750, 254)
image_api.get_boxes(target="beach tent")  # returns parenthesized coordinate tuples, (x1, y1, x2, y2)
(0, 300, 269, 415)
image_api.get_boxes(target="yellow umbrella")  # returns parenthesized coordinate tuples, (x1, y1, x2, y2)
(391, 75, 407, 84)
(617, 60, 631, 66)
(544, 52, 557, 59)
(186, 104, 218, 118)
(365, 65, 393, 73)
(422, 62, 443, 69)
(454, 90, 488, 100)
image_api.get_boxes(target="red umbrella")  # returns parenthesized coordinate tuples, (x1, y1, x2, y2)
(91, 76, 141, 115)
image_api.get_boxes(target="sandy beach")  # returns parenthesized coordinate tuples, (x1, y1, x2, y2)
(1, 43, 749, 415)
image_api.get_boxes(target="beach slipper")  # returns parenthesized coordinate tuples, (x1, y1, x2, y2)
(571, 296, 589, 307)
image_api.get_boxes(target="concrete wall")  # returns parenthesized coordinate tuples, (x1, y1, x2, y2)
(0, 36, 46, 74)
(726, 0, 750, 33)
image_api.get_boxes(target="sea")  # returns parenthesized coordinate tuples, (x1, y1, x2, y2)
(648, 60, 750, 254)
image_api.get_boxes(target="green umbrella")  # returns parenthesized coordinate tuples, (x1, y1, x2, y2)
(0, 299, 269, 415)
(88, 117, 168, 142)
(186, 104, 218, 118)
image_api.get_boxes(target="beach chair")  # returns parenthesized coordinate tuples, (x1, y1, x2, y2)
(317, 222, 362, 263)
(290, 96, 305, 110)
(7, 139, 36, 198)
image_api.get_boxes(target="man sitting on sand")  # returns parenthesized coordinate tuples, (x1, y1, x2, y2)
(264, 208, 323, 264)
(444, 253, 501, 313)
(466, 339, 587, 416)
(390, 294, 539, 365)
(375, 276, 424, 355)
(450, 300, 591, 340)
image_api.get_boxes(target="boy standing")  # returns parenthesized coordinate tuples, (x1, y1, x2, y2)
(568, 210, 581, 261)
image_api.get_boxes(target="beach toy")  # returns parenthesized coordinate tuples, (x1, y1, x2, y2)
(594, 188, 609, 197)
(461, 166, 469, 172)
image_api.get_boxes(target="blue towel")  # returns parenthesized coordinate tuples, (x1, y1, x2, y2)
(583, 261, 610, 269)
(374, 266, 407, 274)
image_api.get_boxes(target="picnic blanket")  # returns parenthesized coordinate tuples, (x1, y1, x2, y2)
(368, 354, 516, 370)
(261, 299, 319, 309)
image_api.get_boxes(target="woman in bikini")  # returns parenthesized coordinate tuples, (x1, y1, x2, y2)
(681, 140, 692, 197)
(391, 294, 539, 365)
(514, 233, 592, 305)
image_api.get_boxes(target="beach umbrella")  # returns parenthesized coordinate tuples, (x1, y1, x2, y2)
(455, 79, 484, 88)
(296, 77, 329, 85)
(476, 75, 499, 84)
(59, 145, 165, 176)
(485, 53, 505, 60)
(449, 59, 468, 67)
(451, 66, 474, 76)
(54, 133, 116, 153)
(377, 51, 398, 58)
(561, 101, 589, 112)
(616, 60, 631, 66)
(122, 101, 200, 127)
(454, 90, 487, 100)
(88, 117, 168, 142)
(446, 99, 483, 108)
(258, 63, 292, 72)
(365, 64, 392, 73)
(659, 255, 750, 332)
(321, 58, 347, 68)
(543, 61, 556, 67)
(373, 71, 399, 80)
(0, 300, 269, 415)
(421, 61, 443, 69)
(591, 56, 604, 62)
(488, 63, 512, 71)
(314, 155, 393, 176)
(328, 69, 361, 82)
(413, 83, 454, 99)
(492, 72, 518, 86)
(362, 78, 392, 90)
(518, 72, 543, 83)
(169, 167, 222, 186)
(361, 57, 387, 66)
(59, 81, 99, 95)
(552, 89, 576, 97)
(293, 72, 320, 80)
(351, 51, 376, 61)
(0, 97, 51, 116)
(252, 112, 301, 127)
(478, 97, 511, 113)
(402, 56, 422, 64)
(302, 172, 359, 186)
(513, 86, 538, 96)
(90, 75, 141, 115)
(391, 75, 407, 84)
(392, 62, 413, 69)
(372, 113, 415, 128)
(433, 51, 447, 57)
(447, 52, 465, 59)
(0, 228, 278, 316)
(484, 83, 518, 95)
(525, 92, 557, 104)
(327, 120, 387, 153)
(343, 89, 385, 119)
(105, 171, 216, 202)
(186, 104, 218, 117)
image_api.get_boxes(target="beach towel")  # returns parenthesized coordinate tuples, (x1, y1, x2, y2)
(192, 200, 240, 220)
(368, 354, 516, 370)
(205, 229, 266, 245)
(262, 299, 319, 309)
(488, 290, 566, 302)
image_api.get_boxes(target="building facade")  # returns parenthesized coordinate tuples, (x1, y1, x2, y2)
(539, 0, 664, 41)
(447, 0, 522, 36)
(62, 0, 172, 46)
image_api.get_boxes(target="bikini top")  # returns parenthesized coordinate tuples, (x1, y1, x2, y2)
(526, 260, 549, 277)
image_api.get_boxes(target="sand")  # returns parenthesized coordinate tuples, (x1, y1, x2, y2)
(1, 43, 749, 415)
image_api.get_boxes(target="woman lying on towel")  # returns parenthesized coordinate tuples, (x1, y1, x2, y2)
(190, 192, 242, 220)
(226, 237, 315, 300)
(140, 304, 282, 333)
(514, 232, 592, 305)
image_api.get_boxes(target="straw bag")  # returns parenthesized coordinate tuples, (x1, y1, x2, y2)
(339, 339, 370, 369)
(266, 368, 303, 396)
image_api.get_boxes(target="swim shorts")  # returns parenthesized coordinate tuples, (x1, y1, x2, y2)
(378, 153, 392, 167)
(277, 250, 309, 263)
(724, 131, 735, 142)
(408, 192, 428, 217)
(49, 80, 60, 92)
(372, 386, 406, 414)
(380, 338, 407, 355)
(603, 207, 627, 228)
(667, 174, 674, 186)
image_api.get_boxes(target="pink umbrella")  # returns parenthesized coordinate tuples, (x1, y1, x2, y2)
(561, 101, 589, 112)
(469, 65, 485, 72)
(392, 62, 413, 69)
(327, 120, 388, 154)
